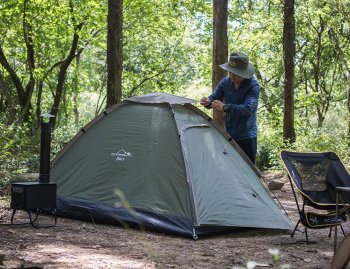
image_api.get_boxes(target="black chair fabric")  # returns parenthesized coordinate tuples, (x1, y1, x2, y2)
(281, 151, 350, 208)
(280, 150, 350, 241)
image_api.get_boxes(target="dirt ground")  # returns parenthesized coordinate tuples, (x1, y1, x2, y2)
(0, 172, 343, 269)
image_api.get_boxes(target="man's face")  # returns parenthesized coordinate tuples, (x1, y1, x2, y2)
(229, 72, 245, 85)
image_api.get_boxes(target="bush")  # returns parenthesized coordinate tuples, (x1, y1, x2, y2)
(256, 118, 286, 170)
(294, 127, 350, 169)
(257, 123, 350, 171)
(0, 119, 41, 192)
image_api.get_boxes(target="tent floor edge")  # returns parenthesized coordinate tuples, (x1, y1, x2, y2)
(56, 197, 195, 238)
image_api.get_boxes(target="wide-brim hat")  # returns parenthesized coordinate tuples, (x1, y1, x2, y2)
(219, 52, 255, 79)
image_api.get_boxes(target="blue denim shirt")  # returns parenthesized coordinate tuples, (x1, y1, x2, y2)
(208, 76, 260, 141)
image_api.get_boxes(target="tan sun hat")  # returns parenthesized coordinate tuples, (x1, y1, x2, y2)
(219, 52, 255, 79)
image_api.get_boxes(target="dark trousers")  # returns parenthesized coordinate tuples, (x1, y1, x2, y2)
(236, 137, 257, 165)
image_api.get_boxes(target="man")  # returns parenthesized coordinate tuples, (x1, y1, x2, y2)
(200, 52, 260, 164)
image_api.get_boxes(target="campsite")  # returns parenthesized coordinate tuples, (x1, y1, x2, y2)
(0, 93, 349, 268)
(0, 171, 341, 269)
(1, 1, 350, 269)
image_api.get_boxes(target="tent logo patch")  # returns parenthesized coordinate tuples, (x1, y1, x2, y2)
(111, 149, 133, 162)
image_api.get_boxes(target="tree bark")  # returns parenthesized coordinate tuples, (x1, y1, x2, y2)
(0, 72, 16, 123)
(107, 0, 123, 108)
(20, 0, 35, 122)
(212, 0, 228, 128)
(0, 0, 38, 123)
(73, 55, 80, 126)
(50, 21, 83, 128)
(347, 72, 350, 146)
(283, 0, 296, 142)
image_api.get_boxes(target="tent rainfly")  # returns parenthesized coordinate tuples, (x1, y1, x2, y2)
(50, 92, 292, 239)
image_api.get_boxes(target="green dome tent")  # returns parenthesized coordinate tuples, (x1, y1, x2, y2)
(51, 93, 292, 239)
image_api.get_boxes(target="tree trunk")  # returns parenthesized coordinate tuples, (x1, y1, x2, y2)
(0, 29, 34, 123)
(282, 0, 296, 142)
(107, 0, 123, 108)
(347, 72, 350, 146)
(0, 72, 16, 123)
(36, 80, 43, 122)
(20, 0, 35, 122)
(212, 0, 228, 129)
(50, 22, 83, 128)
(73, 55, 80, 126)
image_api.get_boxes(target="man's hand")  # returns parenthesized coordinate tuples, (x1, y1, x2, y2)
(211, 100, 224, 112)
(200, 97, 210, 106)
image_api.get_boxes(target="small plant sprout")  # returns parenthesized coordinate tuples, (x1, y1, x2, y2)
(232, 261, 257, 269)
(246, 261, 257, 269)
(268, 248, 281, 263)
(267, 248, 290, 268)
(233, 249, 290, 269)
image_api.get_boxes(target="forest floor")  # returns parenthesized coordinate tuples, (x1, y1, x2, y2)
(0, 172, 344, 269)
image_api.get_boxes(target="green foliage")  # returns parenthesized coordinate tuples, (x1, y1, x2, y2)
(0, 116, 40, 190)
(122, 0, 211, 97)
(0, 112, 85, 192)
(257, 109, 350, 171)
(257, 129, 285, 170)
(51, 124, 79, 158)
(294, 126, 350, 164)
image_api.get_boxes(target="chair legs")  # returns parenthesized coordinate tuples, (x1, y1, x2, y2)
(292, 220, 346, 244)
(340, 224, 346, 236)
(305, 227, 309, 244)
(291, 219, 312, 244)
(329, 225, 346, 237)
(291, 219, 301, 238)
(291, 216, 348, 244)
(329, 227, 333, 237)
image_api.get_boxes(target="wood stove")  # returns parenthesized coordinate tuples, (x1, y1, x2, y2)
(10, 114, 57, 228)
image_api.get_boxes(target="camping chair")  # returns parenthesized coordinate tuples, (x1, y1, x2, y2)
(280, 151, 350, 243)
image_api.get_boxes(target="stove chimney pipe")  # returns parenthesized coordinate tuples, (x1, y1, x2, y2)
(10, 113, 57, 228)
(39, 113, 54, 184)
